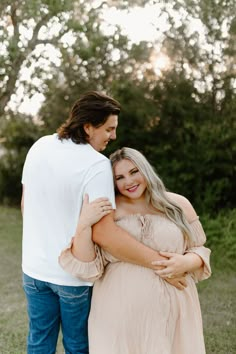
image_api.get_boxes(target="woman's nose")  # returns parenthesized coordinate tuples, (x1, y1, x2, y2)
(124, 176, 134, 187)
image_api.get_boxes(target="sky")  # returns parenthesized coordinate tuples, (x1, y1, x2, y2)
(101, 5, 169, 43)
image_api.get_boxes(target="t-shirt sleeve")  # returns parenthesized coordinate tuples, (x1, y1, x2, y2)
(83, 159, 116, 208)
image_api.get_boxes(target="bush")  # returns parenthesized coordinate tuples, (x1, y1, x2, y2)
(0, 115, 43, 205)
(201, 209, 236, 271)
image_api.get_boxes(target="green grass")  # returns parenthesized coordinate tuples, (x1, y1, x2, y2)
(198, 273, 235, 353)
(0, 206, 64, 354)
(0, 206, 235, 353)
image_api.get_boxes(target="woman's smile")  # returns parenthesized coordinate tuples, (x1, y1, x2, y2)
(126, 185, 139, 193)
(114, 159, 147, 200)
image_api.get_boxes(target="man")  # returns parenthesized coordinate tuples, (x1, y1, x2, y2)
(21, 91, 181, 354)
(21, 91, 120, 354)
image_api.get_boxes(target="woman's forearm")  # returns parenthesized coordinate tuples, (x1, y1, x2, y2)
(71, 195, 113, 262)
(183, 252, 204, 272)
(72, 224, 96, 262)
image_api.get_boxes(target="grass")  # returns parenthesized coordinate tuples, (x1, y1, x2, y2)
(0, 206, 64, 354)
(0, 206, 235, 353)
(198, 273, 235, 353)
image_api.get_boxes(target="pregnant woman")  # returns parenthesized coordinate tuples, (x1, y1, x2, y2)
(59, 147, 211, 354)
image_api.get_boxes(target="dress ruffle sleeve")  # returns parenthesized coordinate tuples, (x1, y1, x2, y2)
(58, 240, 105, 282)
(185, 217, 211, 282)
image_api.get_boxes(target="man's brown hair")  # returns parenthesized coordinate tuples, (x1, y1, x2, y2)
(57, 91, 121, 144)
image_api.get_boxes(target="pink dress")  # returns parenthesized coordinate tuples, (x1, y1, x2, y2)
(59, 214, 211, 354)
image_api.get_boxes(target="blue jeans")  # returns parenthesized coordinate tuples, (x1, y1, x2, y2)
(22, 273, 92, 354)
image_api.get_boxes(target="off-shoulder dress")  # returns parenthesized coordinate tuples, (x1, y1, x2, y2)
(59, 213, 211, 354)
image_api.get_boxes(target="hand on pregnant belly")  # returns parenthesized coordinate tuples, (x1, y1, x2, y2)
(152, 251, 190, 279)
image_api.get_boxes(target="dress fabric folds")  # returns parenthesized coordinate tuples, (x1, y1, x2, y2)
(59, 214, 211, 354)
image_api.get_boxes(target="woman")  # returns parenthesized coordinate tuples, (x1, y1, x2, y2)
(59, 147, 211, 354)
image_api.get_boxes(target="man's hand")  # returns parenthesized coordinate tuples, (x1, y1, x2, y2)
(164, 275, 187, 290)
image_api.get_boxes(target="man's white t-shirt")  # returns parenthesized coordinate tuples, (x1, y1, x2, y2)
(22, 134, 116, 286)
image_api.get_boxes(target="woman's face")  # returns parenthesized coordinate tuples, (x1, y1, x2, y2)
(113, 159, 147, 200)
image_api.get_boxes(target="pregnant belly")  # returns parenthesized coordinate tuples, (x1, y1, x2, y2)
(90, 262, 181, 326)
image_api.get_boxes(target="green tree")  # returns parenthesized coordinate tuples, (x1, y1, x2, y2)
(144, 70, 235, 213)
(0, 0, 155, 116)
(0, 0, 235, 212)
(0, 0, 79, 115)
(0, 0, 155, 203)
(38, 36, 155, 135)
(144, 0, 236, 212)
(0, 114, 43, 204)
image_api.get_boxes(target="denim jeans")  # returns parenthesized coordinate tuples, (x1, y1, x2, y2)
(23, 273, 92, 354)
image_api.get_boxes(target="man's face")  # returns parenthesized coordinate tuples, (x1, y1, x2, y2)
(84, 114, 118, 152)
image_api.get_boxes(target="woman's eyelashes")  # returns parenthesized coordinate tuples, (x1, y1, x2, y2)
(115, 169, 139, 181)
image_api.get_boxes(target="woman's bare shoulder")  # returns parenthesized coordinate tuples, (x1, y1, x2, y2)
(166, 192, 198, 223)
(114, 195, 129, 219)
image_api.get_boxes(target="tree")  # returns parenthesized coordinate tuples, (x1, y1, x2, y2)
(0, 0, 156, 116)
(144, 0, 236, 213)
(0, 113, 43, 204)
(0, 0, 80, 115)
(0, 0, 235, 212)
(38, 36, 155, 135)
(0, 0, 155, 203)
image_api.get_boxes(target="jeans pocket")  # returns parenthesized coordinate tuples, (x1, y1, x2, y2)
(59, 286, 92, 304)
(22, 273, 39, 293)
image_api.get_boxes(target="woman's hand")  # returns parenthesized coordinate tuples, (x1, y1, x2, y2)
(78, 194, 113, 228)
(164, 275, 187, 290)
(152, 251, 203, 279)
(152, 251, 192, 279)
(71, 194, 113, 261)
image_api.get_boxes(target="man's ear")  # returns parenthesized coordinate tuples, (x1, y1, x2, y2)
(83, 123, 91, 136)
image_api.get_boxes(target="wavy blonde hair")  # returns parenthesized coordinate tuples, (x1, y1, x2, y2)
(110, 147, 193, 241)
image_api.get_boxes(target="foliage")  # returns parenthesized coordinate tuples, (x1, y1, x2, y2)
(0, 0, 153, 115)
(0, 114, 42, 204)
(148, 0, 236, 213)
(0, 0, 154, 204)
(0, 0, 235, 213)
(38, 32, 153, 135)
(201, 208, 236, 271)
(0, 0, 76, 114)
(141, 70, 236, 214)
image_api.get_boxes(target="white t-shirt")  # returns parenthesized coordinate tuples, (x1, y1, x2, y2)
(22, 134, 116, 286)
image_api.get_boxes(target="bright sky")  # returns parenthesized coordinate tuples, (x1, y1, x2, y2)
(101, 5, 169, 43)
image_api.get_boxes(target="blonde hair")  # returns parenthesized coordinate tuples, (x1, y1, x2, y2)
(110, 147, 193, 241)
